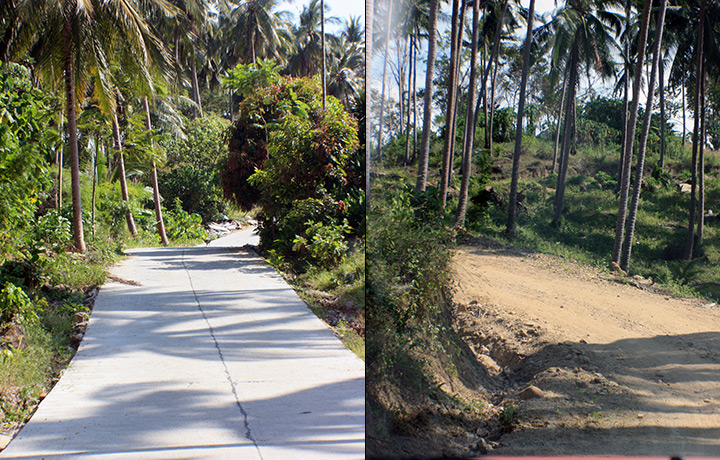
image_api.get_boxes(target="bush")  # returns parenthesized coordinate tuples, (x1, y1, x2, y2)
(222, 61, 361, 269)
(160, 115, 230, 222)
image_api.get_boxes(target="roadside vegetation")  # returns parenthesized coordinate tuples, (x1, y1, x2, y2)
(368, 0, 720, 457)
(1, 0, 364, 441)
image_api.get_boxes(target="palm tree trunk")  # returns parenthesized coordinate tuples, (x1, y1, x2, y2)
(112, 110, 137, 235)
(612, 0, 652, 265)
(697, 66, 706, 244)
(659, 54, 666, 168)
(56, 114, 63, 211)
(439, 0, 461, 207)
(446, 1, 466, 187)
(320, 0, 326, 109)
(91, 134, 97, 241)
(376, 0, 393, 166)
(507, 0, 536, 237)
(685, 0, 705, 260)
(404, 34, 415, 167)
(552, 48, 578, 228)
(64, 17, 86, 253)
(416, 0, 439, 191)
(366, 0, 373, 212)
(552, 76, 567, 173)
(488, 60, 498, 156)
(619, 0, 630, 181)
(190, 57, 203, 119)
(454, 0, 481, 227)
(143, 96, 169, 247)
(682, 82, 686, 145)
(620, 0, 667, 271)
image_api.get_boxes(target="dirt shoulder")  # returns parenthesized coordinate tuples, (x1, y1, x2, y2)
(449, 242, 720, 456)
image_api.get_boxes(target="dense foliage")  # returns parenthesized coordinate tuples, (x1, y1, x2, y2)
(222, 62, 362, 270)
(0, 64, 60, 264)
(160, 115, 230, 222)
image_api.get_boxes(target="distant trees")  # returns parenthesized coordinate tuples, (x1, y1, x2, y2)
(370, 0, 720, 271)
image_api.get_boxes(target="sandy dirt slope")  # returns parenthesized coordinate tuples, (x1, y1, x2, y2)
(449, 244, 720, 456)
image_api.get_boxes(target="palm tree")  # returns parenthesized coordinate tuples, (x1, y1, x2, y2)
(143, 96, 170, 246)
(415, 0, 439, 191)
(375, 0, 393, 166)
(543, 0, 621, 227)
(439, 0, 461, 207)
(366, 0, 373, 211)
(619, 0, 668, 271)
(611, 0, 652, 265)
(228, 0, 289, 66)
(454, 0, 481, 227)
(506, 0, 536, 237)
(12, 0, 176, 253)
(685, 0, 706, 260)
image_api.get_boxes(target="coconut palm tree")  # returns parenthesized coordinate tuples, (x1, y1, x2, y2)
(454, 0, 481, 227)
(506, 0, 536, 237)
(619, 0, 668, 271)
(541, 0, 621, 227)
(10, 0, 176, 253)
(415, 0, 439, 191)
(611, 0, 652, 265)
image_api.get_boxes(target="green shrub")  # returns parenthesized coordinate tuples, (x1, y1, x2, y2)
(163, 198, 207, 241)
(160, 115, 230, 222)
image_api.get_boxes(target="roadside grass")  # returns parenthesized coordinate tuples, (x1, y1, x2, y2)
(283, 245, 365, 360)
(465, 139, 720, 300)
(1, 215, 214, 437)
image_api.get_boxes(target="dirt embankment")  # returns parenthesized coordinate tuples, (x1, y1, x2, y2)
(448, 242, 720, 456)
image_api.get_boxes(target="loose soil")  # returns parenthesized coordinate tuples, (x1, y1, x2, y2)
(448, 240, 720, 456)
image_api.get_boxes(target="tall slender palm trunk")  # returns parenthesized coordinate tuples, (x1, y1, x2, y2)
(366, 0, 373, 212)
(439, 0, 461, 207)
(64, 17, 86, 253)
(611, 0, 652, 265)
(376, 0, 393, 166)
(454, 0, 481, 227)
(112, 110, 138, 235)
(415, 0, 439, 191)
(697, 66, 706, 244)
(552, 76, 567, 173)
(320, 0, 326, 109)
(143, 97, 169, 247)
(552, 47, 578, 228)
(404, 34, 415, 167)
(507, 0, 536, 237)
(190, 57, 203, 118)
(685, 0, 705, 260)
(620, 0, 667, 271)
(659, 55, 666, 168)
(619, 0, 631, 182)
(446, 1, 466, 187)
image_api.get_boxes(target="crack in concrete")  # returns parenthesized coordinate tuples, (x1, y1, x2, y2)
(181, 249, 264, 460)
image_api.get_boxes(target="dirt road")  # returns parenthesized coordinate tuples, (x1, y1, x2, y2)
(449, 244, 720, 456)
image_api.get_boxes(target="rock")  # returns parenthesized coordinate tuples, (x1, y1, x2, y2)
(610, 261, 626, 276)
(520, 385, 545, 399)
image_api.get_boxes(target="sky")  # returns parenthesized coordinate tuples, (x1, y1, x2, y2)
(284, 0, 366, 33)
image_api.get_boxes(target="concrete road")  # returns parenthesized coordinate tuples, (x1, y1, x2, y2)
(1, 228, 365, 459)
